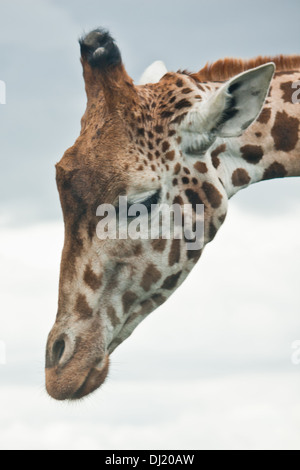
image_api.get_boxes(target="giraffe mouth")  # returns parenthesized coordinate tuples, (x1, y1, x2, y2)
(69, 354, 110, 400)
(45, 354, 110, 401)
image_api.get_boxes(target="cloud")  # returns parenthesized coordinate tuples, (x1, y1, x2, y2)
(1, 0, 300, 450)
(1, 372, 300, 450)
(0, 199, 300, 448)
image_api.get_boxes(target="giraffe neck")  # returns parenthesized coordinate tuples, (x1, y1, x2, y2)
(208, 70, 300, 199)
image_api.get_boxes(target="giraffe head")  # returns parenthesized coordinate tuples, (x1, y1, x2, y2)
(45, 29, 274, 400)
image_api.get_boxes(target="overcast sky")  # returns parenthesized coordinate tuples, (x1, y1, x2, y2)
(0, 0, 300, 450)
(0, 0, 300, 224)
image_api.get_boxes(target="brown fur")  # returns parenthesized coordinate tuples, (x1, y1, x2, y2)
(46, 28, 300, 402)
(190, 55, 300, 82)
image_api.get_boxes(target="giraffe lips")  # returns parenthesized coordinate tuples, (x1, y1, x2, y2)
(70, 355, 110, 400)
(46, 354, 110, 401)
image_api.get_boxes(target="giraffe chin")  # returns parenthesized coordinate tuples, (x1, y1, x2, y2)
(46, 354, 110, 401)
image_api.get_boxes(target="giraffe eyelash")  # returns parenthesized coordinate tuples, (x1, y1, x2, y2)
(115, 190, 161, 218)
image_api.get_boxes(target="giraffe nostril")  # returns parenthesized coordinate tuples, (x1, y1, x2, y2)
(52, 339, 66, 366)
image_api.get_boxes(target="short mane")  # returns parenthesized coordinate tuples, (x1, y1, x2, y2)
(190, 55, 300, 82)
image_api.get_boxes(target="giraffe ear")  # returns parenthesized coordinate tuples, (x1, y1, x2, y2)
(213, 62, 275, 137)
(180, 63, 275, 153)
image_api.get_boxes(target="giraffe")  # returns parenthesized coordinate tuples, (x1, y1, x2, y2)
(45, 28, 300, 401)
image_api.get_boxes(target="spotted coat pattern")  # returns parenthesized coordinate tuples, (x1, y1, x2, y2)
(45, 29, 300, 400)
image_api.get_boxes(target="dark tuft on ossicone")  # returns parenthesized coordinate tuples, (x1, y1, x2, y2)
(79, 28, 122, 68)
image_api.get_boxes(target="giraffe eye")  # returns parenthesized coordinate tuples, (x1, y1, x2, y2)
(115, 190, 161, 219)
(129, 190, 161, 211)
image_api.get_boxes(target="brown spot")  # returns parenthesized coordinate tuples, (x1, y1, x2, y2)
(107, 306, 120, 328)
(218, 213, 227, 224)
(209, 221, 217, 240)
(196, 83, 205, 91)
(133, 243, 143, 256)
(182, 177, 189, 184)
(185, 189, 204, 212)
(232, 168, 251, 187)
(194, 161, 208, 173)
(171, 113, 188, 125)
(140, 263, 162, 292)
(181, 87, 193, 94)
(176, 78, 183, 87)
(174, 163, 181, 174)
(211, 144, 226, 168)
(161, 271, 182, 290)
(257, 107, 271, 124)
(168, 130, 176, 137)
(202, 182, 223, 208)
(211, 156, 220, 169)
(172, 178, 178, 186)
(166, 150, 175, 161)
(75, 294, 93, 320)
(240, 145, 264, 164)
(255, 132, 262, 138)
(173, 195, 183, 205)
(122, 291, 138, 314)
(175, 99, 192, 110)
(162, 141, 170, 152)
(280, 81, 295, 103)
(161, 110, 174, 119)
(88, 220, 95, 240)
(263, 162, 288, 180)
(187, 248, 202, 261)
(271, 110, 299, 152)
(211, 144, 226, 160)
(152, 293, 166, 306)
(168, 239, 181, 266)
(83, 265, 102, 291)
(123, 299, 151, 325)
(151, 238, 167, 252)
(154, 125, 164, 133)
(183, 167, 190, 174)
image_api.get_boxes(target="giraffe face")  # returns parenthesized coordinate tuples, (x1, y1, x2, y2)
(45, 29, 274, 400)
(46, 80, 208, 400)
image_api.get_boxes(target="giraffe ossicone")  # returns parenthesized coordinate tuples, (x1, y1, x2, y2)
(45, 28, 300, 401)
(139, 60, 168, 85)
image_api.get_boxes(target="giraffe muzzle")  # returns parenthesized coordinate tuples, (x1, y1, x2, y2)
(45, 326, 109, 400)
